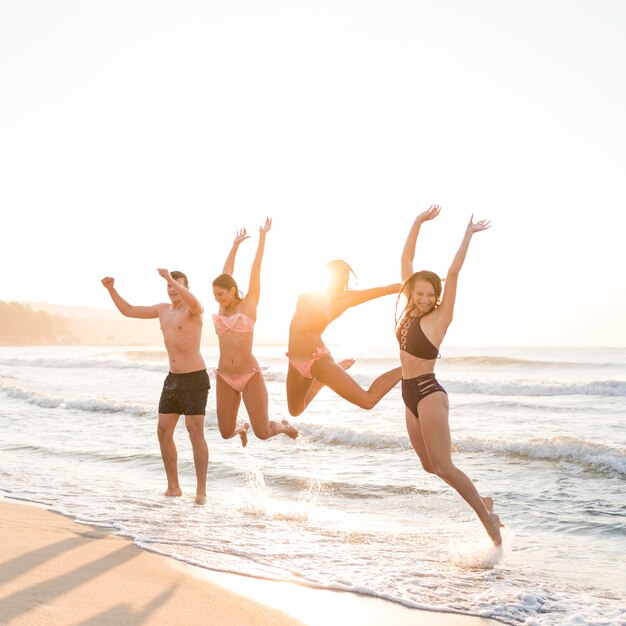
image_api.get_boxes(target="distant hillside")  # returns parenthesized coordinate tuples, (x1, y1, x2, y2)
(0, 301, 73, 344)
(0, 301, 188, 346)
(25, 302, 123, 320)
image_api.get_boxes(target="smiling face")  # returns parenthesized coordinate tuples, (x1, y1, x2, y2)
(402, 270, 442, 316)
(167, 276, 188, 303)
(410, 279, 437, 314)
(212, 284, 237, 307)
(212, 273, 241, 308)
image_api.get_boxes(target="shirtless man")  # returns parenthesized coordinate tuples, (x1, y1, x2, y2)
(101, 269, 210, 505)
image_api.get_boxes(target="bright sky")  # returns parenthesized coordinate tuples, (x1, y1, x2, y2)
(2, 1, 625, 347)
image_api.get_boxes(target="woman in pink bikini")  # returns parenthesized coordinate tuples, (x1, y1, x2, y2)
(286, 260, 402, 416)
(398, 205, 503, 545)
(212, 218, 298, 446)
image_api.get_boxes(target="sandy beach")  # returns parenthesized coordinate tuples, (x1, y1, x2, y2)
(0, 495, 498, 626)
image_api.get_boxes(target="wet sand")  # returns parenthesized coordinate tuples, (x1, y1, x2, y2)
(0, 496, 498, 625)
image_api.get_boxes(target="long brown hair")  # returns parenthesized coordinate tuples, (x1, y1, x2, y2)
(212, 274, 243, 302)
(395, 270, 442, 331)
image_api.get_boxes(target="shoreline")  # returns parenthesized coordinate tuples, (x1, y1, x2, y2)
(0, 493, 499, 626)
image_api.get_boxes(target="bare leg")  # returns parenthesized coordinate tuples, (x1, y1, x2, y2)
(286, 365, 316, 417)
(405, 407, 436, 474)
(216, 375, 250, 446)
(311, 357, 402, 410)
(287, 359, 359, 416)
(242, 372, 298, 439)
(185, 414, 208, 505)
(417, 393, 503, 545)
(157, 413, 182, 497)
(303, 358, 355, 410)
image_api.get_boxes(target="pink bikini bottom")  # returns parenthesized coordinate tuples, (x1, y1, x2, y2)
(216, 368, 265, 393)
(287, 347, 331, 379)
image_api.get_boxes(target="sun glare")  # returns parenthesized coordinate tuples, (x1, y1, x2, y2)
(299, 266, 333, 294)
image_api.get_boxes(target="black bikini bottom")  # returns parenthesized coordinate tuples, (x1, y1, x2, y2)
(401, 373, 447, 419)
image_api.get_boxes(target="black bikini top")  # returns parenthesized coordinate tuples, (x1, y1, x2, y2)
(396, 315, 440, 360)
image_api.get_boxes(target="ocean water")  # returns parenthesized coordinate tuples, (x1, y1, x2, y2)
(0, 344, 624, 625)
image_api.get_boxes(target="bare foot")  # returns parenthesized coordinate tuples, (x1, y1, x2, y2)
(164, 487, 182, 497)
(338, 358, 355, 370)
(486, 513, 504, 545)
(281, 419, 299, 439)
(195, 494, 207, 505)
(237, 423, 250, 448)
(481, 495, 504, 544)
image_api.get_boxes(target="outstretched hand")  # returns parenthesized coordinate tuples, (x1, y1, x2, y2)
(259, 217, 272, 234)
(417, 204, 441, 223)
(467, 214, 492, 234)
(233, 228, 250, 246)
(157, 268, 171, 280)
(101, 276, 114, 289)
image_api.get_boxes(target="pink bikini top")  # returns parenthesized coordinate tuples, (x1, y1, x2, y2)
(212, 312, 255, 335)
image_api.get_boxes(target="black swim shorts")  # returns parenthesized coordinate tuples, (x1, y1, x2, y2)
(158, 369, 210, 416)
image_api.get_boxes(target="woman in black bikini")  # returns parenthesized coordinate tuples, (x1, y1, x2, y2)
(398, 205, 503, 545)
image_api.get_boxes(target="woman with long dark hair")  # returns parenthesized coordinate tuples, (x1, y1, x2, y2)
(212, 219, 297, 446)
(397, 205, 503, 545)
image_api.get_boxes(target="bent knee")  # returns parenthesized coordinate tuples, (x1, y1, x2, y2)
(218, 426, 235, 440)
(253, 429, 271, 441)
(432, 463, 455, 480)
(412, 451, 436, 474)
(420, 462, 436, 474)
(287, 402, 304, 417)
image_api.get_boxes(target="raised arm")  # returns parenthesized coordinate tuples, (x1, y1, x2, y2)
(401, 205, 441, 282)
(101, 277, 159, 319)
(157, 269, 204, 316)
(222, 228, 250, 275)
(245, 217, 272, 310)
(437, 215, 491, 325)
(339, 283, 402, 310)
